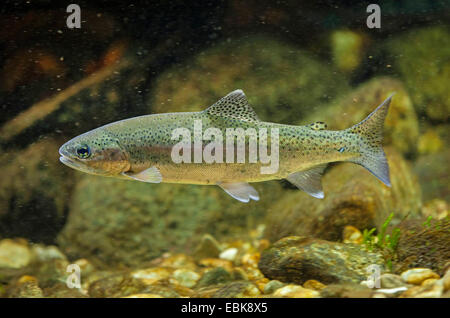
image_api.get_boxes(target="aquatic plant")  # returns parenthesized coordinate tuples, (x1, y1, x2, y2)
(362, 212, 401, 253)
(362, 212, 403, 271)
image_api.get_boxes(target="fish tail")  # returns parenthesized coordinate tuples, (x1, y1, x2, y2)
(345, 94, 394, 187)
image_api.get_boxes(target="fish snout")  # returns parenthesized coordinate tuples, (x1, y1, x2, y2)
(59, 143, 70, 158)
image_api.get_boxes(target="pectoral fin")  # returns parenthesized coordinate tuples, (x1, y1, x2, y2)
(286, 164, 327, 199)
(218, 182, 259, 203)
(122, 167, 162, 183)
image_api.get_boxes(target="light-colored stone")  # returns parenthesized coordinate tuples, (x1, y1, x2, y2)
(374, 286, 408, 297)
(171, 269, 200, 288)
(401, 268, 440, 285)
(31, 244, 67, 262)
(219, 248, 238, 262)
(131, 267, 172, 285)
(273, 284, 320, 298)
(0, 239, 31, 269)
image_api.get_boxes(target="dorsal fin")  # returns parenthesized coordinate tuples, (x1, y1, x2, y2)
(204, 90, 260, 122)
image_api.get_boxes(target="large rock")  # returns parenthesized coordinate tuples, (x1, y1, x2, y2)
(299, 77, 419, 155)
(57, 177, 284, 267)
(383, 26, 450, 121)
(258, 236, 384, 284)
(0, 139, 74, 243)
(149, 35, 350, 124)
(264, 148, 422, 242)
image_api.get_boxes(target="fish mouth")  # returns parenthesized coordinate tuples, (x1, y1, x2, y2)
(59, 154, 85, 171)
(59, 146, 86, 172)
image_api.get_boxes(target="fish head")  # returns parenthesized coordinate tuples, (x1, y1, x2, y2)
(59, 129, 130, 176)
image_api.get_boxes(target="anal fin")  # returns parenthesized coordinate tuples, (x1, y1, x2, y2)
(286, 164, 327, 199)
(218, 182, 260, 203)
(122, 167, 162, 183)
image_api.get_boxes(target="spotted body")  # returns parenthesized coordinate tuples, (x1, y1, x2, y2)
(59, 90, 393, 202)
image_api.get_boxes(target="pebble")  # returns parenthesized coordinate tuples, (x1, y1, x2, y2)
(9, 275, 44, 298)
(160, 254, 197, 270)
(198, 258, 234, 272)
(443, 268, 450, 292)
(31, 244, 67, 262)
(219, 248, 238, 262)
(273, 284, 320, 298)
(241, 252, 260, 268)
(123, 293, 163, 298)
(242, 266, 265, 281)
(231, 267, 249, 281)
(401, 268, 440, 285)
(380, 273, 408, 288)
(172, 269, 200, 288)
(256, 239, 270, 251)
(303, 279, 326, 291)
(131, 267, 172, 285)
(195, 267, 232, 288)
(342, 225, 363, 244)
(263, 280, 285, 294)
(213, 281, 261, 297)
(193, 234, 222, 259)
(0, 239, 31, 269)
(253, 278, 269, 292)
(373, 286, 408, 297)
(400, 281, 444, 298)
(74, 258, 96, 277)
(421, 278, 438, 286)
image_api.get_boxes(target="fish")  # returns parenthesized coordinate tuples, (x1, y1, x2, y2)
(59, 89, 393, 203)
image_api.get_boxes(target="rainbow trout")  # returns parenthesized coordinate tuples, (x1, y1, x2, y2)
(59, 89, 393, 202)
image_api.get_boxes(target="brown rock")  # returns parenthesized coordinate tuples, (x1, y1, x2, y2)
(258, 236, 384, 285)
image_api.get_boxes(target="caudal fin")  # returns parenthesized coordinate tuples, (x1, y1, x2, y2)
(346, 94, 394, 187)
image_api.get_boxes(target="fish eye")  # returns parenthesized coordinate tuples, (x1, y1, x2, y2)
(76, 145, 91, 159)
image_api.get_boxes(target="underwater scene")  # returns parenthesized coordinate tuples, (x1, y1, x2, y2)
(0, 0, 449, 300)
